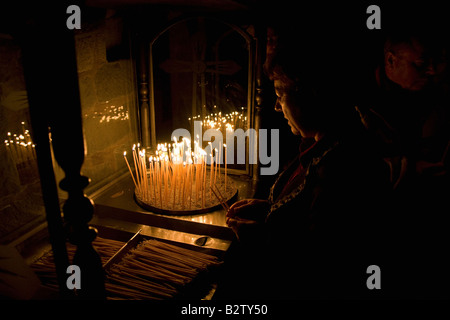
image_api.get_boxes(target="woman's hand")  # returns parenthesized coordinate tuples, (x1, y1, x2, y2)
(225, 199, 270, 242)
(226, 199, 270, 223)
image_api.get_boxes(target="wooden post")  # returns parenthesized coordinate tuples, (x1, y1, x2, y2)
(16, 3, 105, 299)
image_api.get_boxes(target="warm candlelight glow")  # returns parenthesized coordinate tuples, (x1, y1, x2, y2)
(3, 121, 38, 184)
(188, 108, 248, 133)
(124, 140, 235, 213)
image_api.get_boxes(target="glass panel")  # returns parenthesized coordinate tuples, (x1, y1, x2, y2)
(63, 15, 139, 195)
(0, 33, 44, 244)
(150, 17, 253, 173)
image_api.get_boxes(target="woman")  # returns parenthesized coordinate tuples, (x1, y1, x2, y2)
(217, 36, 392, 299)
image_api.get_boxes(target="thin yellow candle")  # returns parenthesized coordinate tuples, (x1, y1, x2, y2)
(209, 142, 213, 201)
(4, 140, 10, 159)
(195, 161, 200, 206)
(199, 161, 202, 206)
(181, 162, 187, 210)
(154, 157, 159, 204)
(31, 144, 36, 161)
(177, 163, 183, 208)
(173, 162, 177, 209)
(155, 158, 159, 204)
(185, 162, 190, 210)
(160, 158, 164, 208)
(138, 150, 143, 198)
(149, 157, 156, 203)
(160, 156, 165, 204)
(16, 140, 24, 164)
(203, 153, 207, 208)
(140, 150, 148, 201)
(144, 150, 150, 201)
(189, 161, 193, 210)
(164, 156, 169, 205)
(123, 151, 138, 190)
(156, 157, 162, 208)
(25, 142, 32, 161)
(199, 156, 204, 208)
(214, 148, 218, 185)
(210, 152, 213, 201)
(218, 142, 221, 183)
(132, 144, 141, 194)
(224, 144, 227, 190)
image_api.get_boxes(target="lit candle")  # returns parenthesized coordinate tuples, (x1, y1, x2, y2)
(224, 144, 227, 190)
(188, 159, 193, 210)
(164, 156, 169, 205)
(210, 152, 213, 201)
(208, 142, 213, 201)
(172, 160, 177, 209)
(195, 156, 200, 206)
(132, 144, 140, 193)
(31, 144, 36, 161)
(156, 157, 162, 208)
(218, 142, 221, 183)
(140, 149, 148, 201)
(16, 140, 24, 164)
(149, 157, 156, 203)
(214, 148, 218, 185)
(26, 142, 32, 161)
(181, 161, 187, 210)
(203, 152, 207, 208)
(123, 151, 138, 190)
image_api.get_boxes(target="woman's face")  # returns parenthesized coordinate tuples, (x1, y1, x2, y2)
(274, 79, 315, 138)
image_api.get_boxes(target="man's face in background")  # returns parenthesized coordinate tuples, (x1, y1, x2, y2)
(385, 37, 447, 92)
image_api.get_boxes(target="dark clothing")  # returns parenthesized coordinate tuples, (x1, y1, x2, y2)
(356, 66, 449, 188)
(263, 132, 391, 299)
(216, 124, 393, 299)
(215, 64, 450, 299)
(355, 65, 450, 298)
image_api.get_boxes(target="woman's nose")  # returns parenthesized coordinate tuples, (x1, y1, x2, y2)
(274, 98, 282, 112)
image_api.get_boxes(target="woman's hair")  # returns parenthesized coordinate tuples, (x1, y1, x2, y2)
(264, 35, 359, 135)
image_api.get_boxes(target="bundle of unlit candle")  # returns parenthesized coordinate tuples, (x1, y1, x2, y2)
(30, 236, 125, 291)
(105, 239, 222, 300)
(30, 236, 221, 299)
